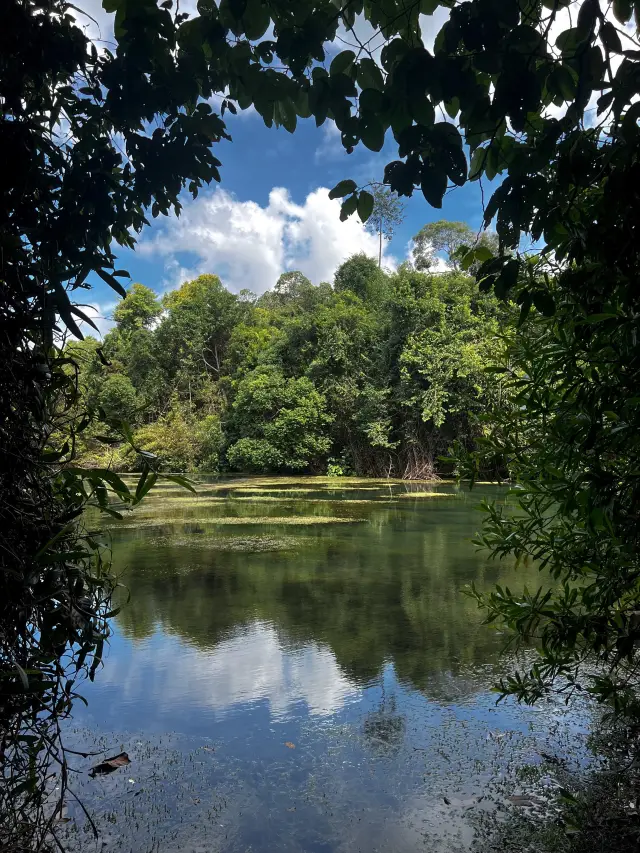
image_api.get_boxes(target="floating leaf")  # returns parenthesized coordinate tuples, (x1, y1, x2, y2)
(89, 752, 131, 777)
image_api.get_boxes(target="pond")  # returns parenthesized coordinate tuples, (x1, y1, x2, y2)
(61, 477, 590, 852)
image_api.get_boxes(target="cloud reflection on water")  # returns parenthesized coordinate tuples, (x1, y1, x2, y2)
(99, 619, 360, 722)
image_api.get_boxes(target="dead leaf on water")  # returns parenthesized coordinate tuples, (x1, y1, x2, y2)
(508, 794, 544, 807)
(89, 752, 131, 777)
(284, 742, 296, 749)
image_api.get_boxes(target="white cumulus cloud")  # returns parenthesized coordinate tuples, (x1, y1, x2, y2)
(140, 186, 394, 294)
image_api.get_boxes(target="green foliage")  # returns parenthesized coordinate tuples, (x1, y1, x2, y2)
(5, 0, 640, 838)
(226, 438, 286, 473)
(226, 367, 333, 473)
(156, 274, 247, 394)
(399, 301, 496, 428)
(113, 283, 161, 332)
(412, 221, 499, 272)
(1, 1, 244, 839)
(99, 373, 138, 421)
(333, 253, 388, 301)
(134, 399, 201, 472)
(456, 281, 640, 715)
(196, 415, 224, 473)
(327, 458, 351, 477)
(74, 255, 501, 481)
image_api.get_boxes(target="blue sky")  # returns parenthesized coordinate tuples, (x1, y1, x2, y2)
(85, 109, 487, 332)
(74, 1, 488, 334)
(74, 0, 628, 335)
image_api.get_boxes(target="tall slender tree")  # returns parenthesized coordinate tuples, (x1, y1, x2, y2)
(365, 184, 406, 267)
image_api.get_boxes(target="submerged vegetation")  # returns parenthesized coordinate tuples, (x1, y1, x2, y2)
(146, 534, 301, 552)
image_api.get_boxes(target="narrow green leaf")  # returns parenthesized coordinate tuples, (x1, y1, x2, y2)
(70, 305, 99, 332)
(163, 474, 197, 493)
(14, 663, 29, 689)
(135, 470, 158, 502)
(96, 268, 127, 298)
(89, 639, 104, 681)
(89, 505, 124, 519)
(583, 312, 618, 323)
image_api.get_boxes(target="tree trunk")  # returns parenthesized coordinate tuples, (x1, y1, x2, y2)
(378, 226, 382, 268)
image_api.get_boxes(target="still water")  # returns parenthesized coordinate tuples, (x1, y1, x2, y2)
(63, 478, 589, 852)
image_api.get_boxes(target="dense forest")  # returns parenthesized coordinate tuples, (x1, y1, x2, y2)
(69, 244, 503, 478)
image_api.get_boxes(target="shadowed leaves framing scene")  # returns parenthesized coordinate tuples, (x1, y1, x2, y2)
(2, 1, 640, 852)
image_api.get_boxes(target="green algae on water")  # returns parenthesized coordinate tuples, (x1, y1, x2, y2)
(138, 496, 229, 508)
(102, 515, 369, 530)
(397, 491, 462, 499)
(229, 496, 393, 504)
(147, 534, 301, 552)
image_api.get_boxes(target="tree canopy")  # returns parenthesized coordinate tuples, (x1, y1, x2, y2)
(412, 220, 499, 271)
(71, 259, 501, 479)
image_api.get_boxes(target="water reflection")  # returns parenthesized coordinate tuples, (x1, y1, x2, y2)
(63, 480, 589, 853)
(107, 486, 531, 702)
(98, 621, 359, 721)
